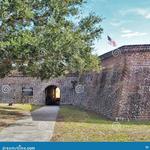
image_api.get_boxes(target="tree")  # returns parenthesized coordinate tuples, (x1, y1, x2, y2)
(0, 0, 103, 79)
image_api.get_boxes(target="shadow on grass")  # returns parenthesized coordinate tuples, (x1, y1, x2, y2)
(55, 105, 150, 126)
(0, 106, 22, 110)
(0, 108, 26, 130)
(0, 109, 25, 117)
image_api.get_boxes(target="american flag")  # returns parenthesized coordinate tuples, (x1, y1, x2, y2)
(107, 36, 117, 47)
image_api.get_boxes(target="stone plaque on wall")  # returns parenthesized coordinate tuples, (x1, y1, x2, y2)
(22, 87, 33, 96)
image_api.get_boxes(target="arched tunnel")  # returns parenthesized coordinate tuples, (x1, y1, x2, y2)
(45, 85, 61, 105)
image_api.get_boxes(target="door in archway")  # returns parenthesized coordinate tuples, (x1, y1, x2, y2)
(45, 85, 60, 105)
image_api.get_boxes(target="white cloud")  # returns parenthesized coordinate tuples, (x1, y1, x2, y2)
(120, 8, 150, 19)
(145, 13, 150, 19)
(110, 22, 121, 27)
(110, 20, 127, 27)
(121, 32, 147, 38)
(121, 28, 147, 38)
(121, 29, 132, 34)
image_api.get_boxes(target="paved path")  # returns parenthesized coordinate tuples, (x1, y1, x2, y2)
(0, 106, 59, 141)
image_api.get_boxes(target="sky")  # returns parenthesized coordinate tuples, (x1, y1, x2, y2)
(82, 0, 150, 55)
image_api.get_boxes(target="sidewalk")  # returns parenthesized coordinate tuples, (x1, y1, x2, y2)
(0, 106, 59, 141)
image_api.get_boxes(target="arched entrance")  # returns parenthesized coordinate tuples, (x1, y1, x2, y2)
(45, 85, 61, 105)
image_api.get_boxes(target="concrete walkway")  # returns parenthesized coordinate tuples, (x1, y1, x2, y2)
(0, 106, 59, 141)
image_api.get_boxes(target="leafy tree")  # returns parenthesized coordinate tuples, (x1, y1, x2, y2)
(0, 0, 103, 79)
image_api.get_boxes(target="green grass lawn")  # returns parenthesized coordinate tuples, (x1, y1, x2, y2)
(51, 105, 150, 142)
(0, 103, 41, 131)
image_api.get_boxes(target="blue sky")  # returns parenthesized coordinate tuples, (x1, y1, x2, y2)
(82, 0, 150, 55)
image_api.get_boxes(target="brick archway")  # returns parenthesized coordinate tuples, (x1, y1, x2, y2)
(45, 85, 61, 105)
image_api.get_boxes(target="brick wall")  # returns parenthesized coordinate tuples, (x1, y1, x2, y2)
(118, 51, 150, 120)
(0, 76, 77, 105)
(69, 45, 150, 120)
(71, 54, 125, 120)
(0, 45, 150, 120)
